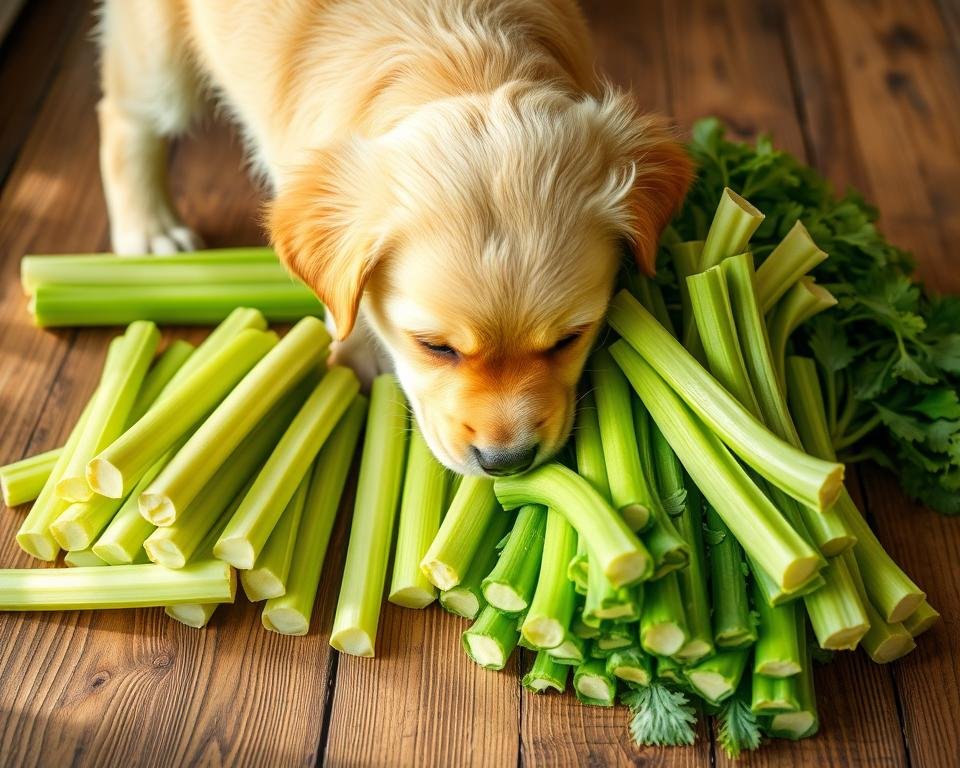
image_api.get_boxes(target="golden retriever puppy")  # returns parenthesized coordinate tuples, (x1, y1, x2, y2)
(97, 0, 692, 475)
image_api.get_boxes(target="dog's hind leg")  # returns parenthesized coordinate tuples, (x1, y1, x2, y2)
(97, 0, 204, 254)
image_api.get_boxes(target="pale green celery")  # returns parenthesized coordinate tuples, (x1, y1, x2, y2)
(20, 248, 278, 293)
(606, 648, 653, 685)
(420, 476, 500, 591)
(51, 493, 127, 552)
(481, 504, 546, 614)
(753, 598, 802, 677)
(629, 275, 676, 335)
(143, 317, 332, 528)
(212, 364, 357, 567)
(699, 188, 765, 272)
(785, 357, 925, 622)
(0, 560, 235, 610)
(388, 428, 450, 608)
(1, 448, 61, 507)
(768, 279, 837, 386)
(438, 512, 512, 620)
(583, 549, 638, 624)
(496, 464, 652, 588)
(597, 624, 634, 651)
(547, 633, 586, 665)
(640, 572, 689, 657)
(754, 221, 827, 313)
(591, 348, 653, 530)
(670, 240, 705, 343)
(523, 651, 569, 693)
(656, 656, 686, 685)
(803, 555, 870, 650)
(704, 505, 756, 648)
(575, 390, 611, 500)
(572, 610, 601, 639)
(126, 340, 195, 424)
(902, 601, 940, 638)
(64, 548, 108, 567)
(752, 673, 801, 714)
(611, 296, 842, 513)
(461, 604, 519, 671)
(521, 508, 578, 649)
(87, 328, 277, 499)
(842, 550, 915, 662)
(611, 346, 822, 592)
(685, 649, 749, 705)
(574, 658, 617, 707)
(240, 473, 309, 601)
(330, 375, 408, 657)
(263, 396, 367, 635)
(766, 631, 818, 740)
(58, 323, 160, 501)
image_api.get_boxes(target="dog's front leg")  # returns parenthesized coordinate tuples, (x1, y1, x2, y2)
(326, 310, 394, 389)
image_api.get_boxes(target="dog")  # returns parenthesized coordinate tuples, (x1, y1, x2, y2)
(97, 0, 693, 476)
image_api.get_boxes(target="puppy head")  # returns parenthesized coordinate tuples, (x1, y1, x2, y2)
(269, 85, 692, 475)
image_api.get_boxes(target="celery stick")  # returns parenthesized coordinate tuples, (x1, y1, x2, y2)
(699, 187, 765, 272)
(330, 375, 408, 657)
(752, 672, 801, 714)
(547, 633, 587, 665)
(212, 365, 358, 566)
(575, 390, 611, 500)
(685, 649, 749, 705)
(597, 623, 634, 651)
(768, 279, 837, 385)
(1, 448, 61, 507)
(656, 656, 686, 685)
(126, 340, 195, 424)
(438, 511, 512, 620)
(143, 318, 332, 527)
(496, 463, 652, 588)
(670, 239, 705, 342)
(574, 658, 617, 706)
(612, 348, 822, 591)
(803, 555, 869, 651)
(388, 428, 450, 608)
(88, 328, 277, 499)
(58, 323, 160, 501)
(462, 604, 520, 671)
(754, 221, 827, 313)
(608, 291, 844, 512)
(640, 572, 689, 656)
(0, 560, 235, 610)
(482, 504, 546, 614)
(240, 473, 310, 601)
(572, 610, 601, 639)
(51, 493, 126, 552)
(606, 648, 653, 685)
(420, 476, 500, 591)
(521, 508, 578, 649)
(523, 651, 569, 693)
(843, 550, 915, 662)
(902, 601, 940, 638)
(753, 598, 802, 677)
(591, 348, 653, 529)
(705, 507, 757, 648)
(64, 548, 108, 567)
(583, 548, 639, 624)
(263, 396, 367, 635)
(766, 631, 818, 739)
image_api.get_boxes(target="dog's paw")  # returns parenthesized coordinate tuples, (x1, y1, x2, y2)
(112, 219, 204, 255)
(326, 316, 393, 390)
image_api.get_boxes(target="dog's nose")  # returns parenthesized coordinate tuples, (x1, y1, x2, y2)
(471, 444, 538, 476)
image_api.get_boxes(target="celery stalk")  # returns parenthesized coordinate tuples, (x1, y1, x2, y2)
(462, 604, 520, 671)
(263, 396, 367, 635)
(753, 598, 802, 677)
(574, 657, 617, 707)
(768, 279, 837, 385)
(608, 291, 844, 512)
(803, 555, 870, 650)
(754, 221, 827, 312)
(547, 633, 586, 665)
(902, 601, 940, 638)
(388, 428, 450, 608)
(699, 188, 765, 272)
(420, 476, 500, 591)
(51, 493, 126, 552)
(670, 240, 705, 343)
(213, 365, 358, 567)
(752, 672, 801, 714)
(843, 550, 915, 662)
(1, 448, 61, 507)
(705, 506, 757, 647)
(656, 656, 686, 685)
(142, 318, 332, 527)
(482, 504, 546, 614)
(521, 508, 578, 648)
(330, 375, 408, 657)
(640, 572, 689, 656)
(438, 511, 512, 620)
(63, 548, 108, 568)
(572, 610, 600, 639)
(597, 623, 636, 651)
(58, 323, 160, 501)
(685, 649, 749, 705)
(0, 560, 235, 610)
(766, 631, 818, 739)
(575, 390, 611, 500)
(606, 648, 653, 685)
(583, 547, 638, 624)
(87, 328, 277, 499)
(523, 651, 569, 693)
(126, 340, 195, 424)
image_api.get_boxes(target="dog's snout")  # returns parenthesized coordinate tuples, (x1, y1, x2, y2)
(471, 444, 538, 476)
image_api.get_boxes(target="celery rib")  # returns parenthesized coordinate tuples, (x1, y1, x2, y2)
(1, 448, 61, 508)
(574, 658, 617, 707)
(521, 508, 578, 649)
(754, 221, 827, 313)
(523, 651, 569, 693)
(481, 504, 546, 614)
(462, 605, 520, 670)
(438, 511, 512, 620)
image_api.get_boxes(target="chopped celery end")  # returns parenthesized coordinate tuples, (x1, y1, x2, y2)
(523, 652, 569, 694)
(699, 187, 765, 271)
(438, 512, 513, 620)
(685, 650, 749, 705)
(803, 555, 870, 651)
(462, 605, 519, 671)
(63, 548, 108, 568)
(903, 601, 940, 638)
(574, 659, 617, 707)
(481, 504, 546, 614)
(521, 509, 578, 649)
(606, 648, 652, 685)
(547, 634, 586, 665)
(751, 674, 801, 714)
(768, 711, 818, 740)
(165, 603, 218, 629)
(754, 220, 827, 312)
(440, 589, 482, 620)
(1, 448, 61, 507)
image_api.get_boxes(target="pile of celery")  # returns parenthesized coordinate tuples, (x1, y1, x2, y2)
(0, 308, 365, 635)
(19, 249, 323, 326)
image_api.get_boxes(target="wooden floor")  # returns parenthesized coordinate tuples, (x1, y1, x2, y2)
(0, 0, 958, 765)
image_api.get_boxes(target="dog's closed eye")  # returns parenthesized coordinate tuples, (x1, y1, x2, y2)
(417, 337, 460, 361)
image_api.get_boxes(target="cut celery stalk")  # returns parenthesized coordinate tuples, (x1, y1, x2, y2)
(330, 375, 408, 657)
(608, 291, 844, 512)
(438, 511, 513, 620)
(420, 476, 500, 591)
(126, 339, 195, 424)
(1, 448, 61, 507)
(685, 649, 749, 705)
(752, 672, 801, 714)
(213, 365, 358, 567)
(670, 239, 705, 342)
(612, 347, 822, 591)
(51, 493, 126, 552)
(597, 624, 634, 651)
(547, 633, 586, 665)
(699, 187, 765, 272)
(591, 348, 653, 529)
(521, 508, 578, 649)
(388, 428, 450, 608)
(606, 648, 653, 685)
(766, 630, 818, 739)
(240, 473, 310, 601)
(263, 396, 367, 635)
(572, 610, 601, 639)
(496, 463, 652, 588)
(0, 560, 235, 610)
(656, 655, 686, 685)
(753, 597, 802, 677)
(902, 600, 940, 638)
(143, 318, 332, 527)
(462, 604, 520, 670)
(88, 328, 277, 499)
(523, 651, 569, 693)
(843, 550, 915, 662)
(575, 390, 611, 500)
(754, 221, 827, 312)
(583, 544, 638, 624)
(63, 548, 108, 568)
(58, 323, 160, 501)
(640, 572, 689, 656)
(574, 658, 617, 707)
(803, 555, 870, 651)
(705, 507, 757, 648)
(482, 504, 546, 614)
(768, 279, 837, 385)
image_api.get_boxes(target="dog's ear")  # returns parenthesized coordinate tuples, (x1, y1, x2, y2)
(267, 141, 388, 340)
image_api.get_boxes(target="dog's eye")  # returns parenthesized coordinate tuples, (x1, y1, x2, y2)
(418, 338, 459, 359)
(550, 331, 582, 353)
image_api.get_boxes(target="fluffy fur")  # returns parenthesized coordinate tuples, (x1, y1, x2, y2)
(97, 0, 693, 474)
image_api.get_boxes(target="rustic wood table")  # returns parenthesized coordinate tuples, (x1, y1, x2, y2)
(1, 1, 958, 765)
